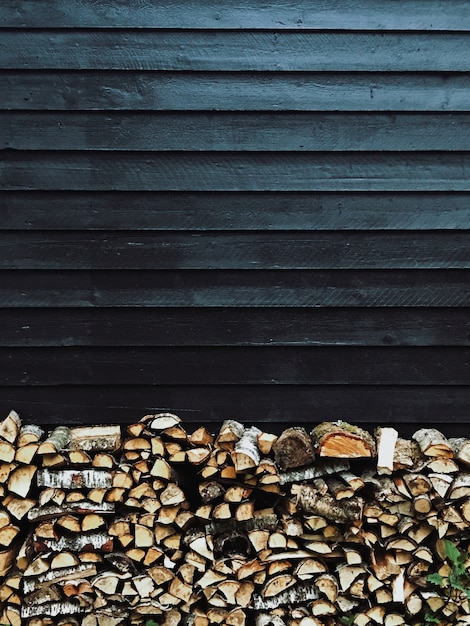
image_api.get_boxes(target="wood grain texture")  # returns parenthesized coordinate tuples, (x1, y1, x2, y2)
(2, 1, 470, 433)
(1, 0, 469, 30)
(3, 31, 470, 71)
(4, 72, 469, 112)
(0, 232, 469, 270)
(2, 191, 470, 230)
(1, 270, 469, 308)
(1, 386, 469, 433)
(4, 152, 470, 191)
(1, 346, 468, 385)
(1, 308, 469, 347)
(5, 112, 470, 152)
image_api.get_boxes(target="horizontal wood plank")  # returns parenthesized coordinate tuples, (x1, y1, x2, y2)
(1, 229, 468, 267)
(3, 31, 470, 71)
(5, 112, 470, 152)
(1, 346, 468, 385)
(4, 72, 469, 112)
(0, 232, 469, 270)
(1, 0, 469, 30)
(1, 308, 469, 347)
(1, 270, 469, 308)
(1, 385, 469, 435)
(2, 191, 470, 230)
(4, 152, 470, 191)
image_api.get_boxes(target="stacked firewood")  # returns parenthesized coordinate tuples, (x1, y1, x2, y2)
(0, 410, 469, 626)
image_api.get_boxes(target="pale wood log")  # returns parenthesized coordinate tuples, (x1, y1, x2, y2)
(427, 456, 460, 474)
(376, 427, 398, 475)
(148, 412, 182, 432)
(0, 523, 20, 547)
(8, 464, 36, 497)
(0, 546, 16, 577)
(69, 425, 122, 452)
(256, 431, 277, 456)
(0, 440, 16, 462)
(216, 419, 244, 443)
(448, 473, 470, 500)
(272, 427, 315, 471)
(311, 421, 376, 458)
(3, 494, 36, 520)
(37, 426, 72, 455)
(314, 573, 339, 602)
(451, 437, 470, 467)
(402, 473, 432, 496)
(461, 497, 470, 522)
(186, 447, 211, 465)
(0, 605, 20, 626)
(188, 426, 213, 447)
(412, 428, 453, 458)
(428, 472, 453, 499)
(15, 442, 39, 464)
(413, 493, 433, 514)
(0, 410, 21, 444)
(41, 452, 67, 468)
(17, 424, 44, 447)
(92, 452, 115, 469)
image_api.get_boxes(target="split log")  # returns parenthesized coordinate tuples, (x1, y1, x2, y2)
(412, 428, 453, 458)
(311, 421, 376, 458)
(37, 427, 72, 455)
(376, 427, 398, 475)
(0, 410, 21, 444)
(291, 484, 363, 523)
(69, 425, 122, 452)
(231, 427, 262, 473)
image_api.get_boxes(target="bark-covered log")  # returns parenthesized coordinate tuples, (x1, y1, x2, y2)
(311, 421, 376, 458)
(272, 427, 315, 471)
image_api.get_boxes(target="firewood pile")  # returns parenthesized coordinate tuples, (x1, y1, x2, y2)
(0, 410, 469, 626)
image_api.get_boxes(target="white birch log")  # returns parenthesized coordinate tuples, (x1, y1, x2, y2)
(37, 469, 112, 489)
(252, 582, 319, 610)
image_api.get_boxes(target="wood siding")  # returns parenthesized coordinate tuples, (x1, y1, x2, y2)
(0, 1, 469, 434)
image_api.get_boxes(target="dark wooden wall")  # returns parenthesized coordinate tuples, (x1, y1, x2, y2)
(1, 1, 469, 435)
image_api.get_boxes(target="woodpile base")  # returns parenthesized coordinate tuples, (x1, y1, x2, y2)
(0, 411, 469, 626)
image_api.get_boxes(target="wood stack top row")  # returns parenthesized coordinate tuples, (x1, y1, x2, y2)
(0, 411, 469, 626)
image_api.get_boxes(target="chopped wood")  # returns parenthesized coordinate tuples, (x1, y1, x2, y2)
(292, 484, 363, 523)
(37, 469, 113, 489)
(278, 460, 350, 485)
(69, 425, 122, 452)
(376, 427, 398, 475)
(1, 413, 470, 626)
(272, 427, 315, 471)
(448, 473, 470, 500)
(311, 421, 376, 458)
(412, 428, 454, 458)
(0, 410, 21, 444)
(37, 426, 72, 455)
(231, 426, 262, 473)
(148, 413, 182, 432)
(252, 582, 318, 610)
